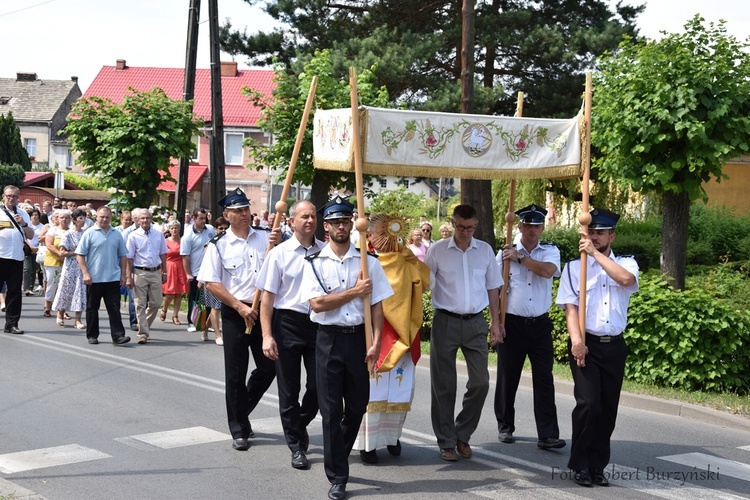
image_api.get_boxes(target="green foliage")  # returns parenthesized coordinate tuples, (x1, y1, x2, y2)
(688, 203, 750, 263)
(368, 187, 438, 226)
(65, 87, 203, 209)
(0, 112, 32, 170)
(0, 163, 25, 188)
(593, 16, 750, 201)
(625, 273, 750, 394)
(63, 172, 103, 191)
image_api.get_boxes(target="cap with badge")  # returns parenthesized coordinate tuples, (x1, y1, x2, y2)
(319, 195, 355, 221)
(515, 204, 547, 225)
(218, 187, 250, 210)
(589, 207, 620, 230)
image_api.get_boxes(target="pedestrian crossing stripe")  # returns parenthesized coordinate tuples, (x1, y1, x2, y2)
(739, 445, 750, 452)
(118, 426, 229, 449)
(658, 452, 750, 483)
(0, 444, 111, 474)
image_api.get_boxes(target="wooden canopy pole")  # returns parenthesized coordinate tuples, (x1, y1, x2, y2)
(248, 76, 318, 326)
(500, 92, 525, 325)
(349, 67, 374, 373)
(577, 72, 593, 342)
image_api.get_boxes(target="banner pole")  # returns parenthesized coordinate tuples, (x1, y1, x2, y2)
(499, 91, 524, 326)
(577, 73, 593, 342)
(349, 67, 374, 373)
(247, 76, 318, 330)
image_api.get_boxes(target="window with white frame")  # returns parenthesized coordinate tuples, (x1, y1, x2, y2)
(24, 138, 36, 158)
(225, 133, 244, 165)
(191, 135, 200, 162)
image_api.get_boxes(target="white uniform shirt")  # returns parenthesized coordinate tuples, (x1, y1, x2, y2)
(497, 241, 560, 317)
(0, 206, 31, 261)
(197, 226, 269, 302)
(556, 253, 639, 336)
(300, 242, 394, 326)
(425, 236, 503, 315)
(257, 235, 325, 314)
(126, 227, 168, 268)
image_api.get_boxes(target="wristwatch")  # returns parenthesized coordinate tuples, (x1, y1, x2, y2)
(517, 254, 526, 264)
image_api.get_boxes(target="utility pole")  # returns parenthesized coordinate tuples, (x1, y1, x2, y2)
(176, 0, 200, 235)
(208, 0, 226, 218)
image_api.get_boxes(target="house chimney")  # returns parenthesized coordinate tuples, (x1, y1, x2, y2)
(221, 61, 238, 77)
(71, 76, 78, 83)
(116, 59, 127, 70)
(16, 72, 37, 82)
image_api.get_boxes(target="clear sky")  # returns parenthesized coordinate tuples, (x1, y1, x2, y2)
(1, 0, 748, 93)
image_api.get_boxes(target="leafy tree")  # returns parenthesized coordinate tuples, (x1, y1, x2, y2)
(0, 163, 25, 188)
(0, 112, 32, 170)
(592, 16, 750, 289)
(243, 49, 389, 234)
(65, 88, 202, 209)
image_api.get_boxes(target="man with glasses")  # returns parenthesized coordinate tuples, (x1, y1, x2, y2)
(1, 185, 33, 334)
(424, 204, 504, 462)
(181, 208, 215, 334)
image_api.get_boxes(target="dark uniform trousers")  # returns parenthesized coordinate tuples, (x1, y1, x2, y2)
(273, 308, 319, 452)
(494, 313, 560, 439)
(1, 257, 24, 330)
(316, 324, 369, 485)
(567, 335, 629, 474)
(222, 303, 277, 439)
(186, 278, 200, 326)
(85, 281, 127, 340)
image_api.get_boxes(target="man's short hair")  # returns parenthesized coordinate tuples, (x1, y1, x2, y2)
(452, 204, 477, 221)
(192, 208, 208, 218)
(289, 200, 315, 218)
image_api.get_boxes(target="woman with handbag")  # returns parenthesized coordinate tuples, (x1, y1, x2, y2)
(51, 209, 88, 329)
(44, 209, 71, 321)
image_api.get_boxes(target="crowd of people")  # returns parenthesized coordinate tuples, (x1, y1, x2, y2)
(2, 183, 639, 499)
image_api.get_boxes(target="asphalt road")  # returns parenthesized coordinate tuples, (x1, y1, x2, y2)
(2, 295, 750, 499)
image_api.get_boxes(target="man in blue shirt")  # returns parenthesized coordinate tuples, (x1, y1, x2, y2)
(76, 206, 131, 346)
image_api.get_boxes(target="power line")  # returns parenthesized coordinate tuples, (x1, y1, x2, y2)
(0, 0, 58, 18)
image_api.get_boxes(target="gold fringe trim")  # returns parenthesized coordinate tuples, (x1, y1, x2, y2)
(366, 401, 412, 413)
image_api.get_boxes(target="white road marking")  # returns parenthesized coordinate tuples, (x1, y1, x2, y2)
(658, 452, 750, 483)
(467, 478, 582, 499)
(0, 476, 46, 499)
(739, 445, 750, 452)
(0, 444, 110, 474)
(121, 426, 229, 449)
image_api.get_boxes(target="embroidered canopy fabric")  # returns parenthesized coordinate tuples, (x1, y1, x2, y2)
(313, 106, 584, 180)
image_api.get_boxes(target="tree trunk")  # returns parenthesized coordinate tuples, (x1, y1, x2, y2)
(661, 190, 689, 290)
(309, 169, 334, 240)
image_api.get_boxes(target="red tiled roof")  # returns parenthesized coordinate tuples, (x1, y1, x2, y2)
(158, 165, 207, 192)
(83, 65, 274, 127)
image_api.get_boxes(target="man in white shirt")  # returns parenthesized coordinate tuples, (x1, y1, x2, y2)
(180, 208, 215, 333)
(494, 204, 564, 450)
(198, 188, 280, 452)
(258, 200, 324, 470)
(126, 209, 167, 343)
(556, 207, 639, 487)
(424, 204, 504, 462)
(1, 185, 33, 334)
(299, 196, 393, 500)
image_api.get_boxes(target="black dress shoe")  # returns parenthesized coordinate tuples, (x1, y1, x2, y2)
(88, 338, 99, 344)
(360, 449, 378, 464)
(113, 336, 130, 345)
(232, 438, 249, 451)
(291, 450, 309, 469)
(327, 483, 346, 500)
(387, 439, 401, 456)
(591, 472, 609, 486)
(573, 470, 593, 487)
(4, 326, 24, 334)
(498, 432, 514, 443)
(537, 437, 566, 450)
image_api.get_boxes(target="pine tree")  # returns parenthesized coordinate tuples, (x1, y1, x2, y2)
(0, 111, 32, 170)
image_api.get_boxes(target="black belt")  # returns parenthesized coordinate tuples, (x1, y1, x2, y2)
(277, 308, 315, 322)
(437, 309, 483, 320)
(321, 324, 365, 334)
(134, 265, 161, 272)
(586, 333, 623, 343)
(506, 312, 549, 325)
